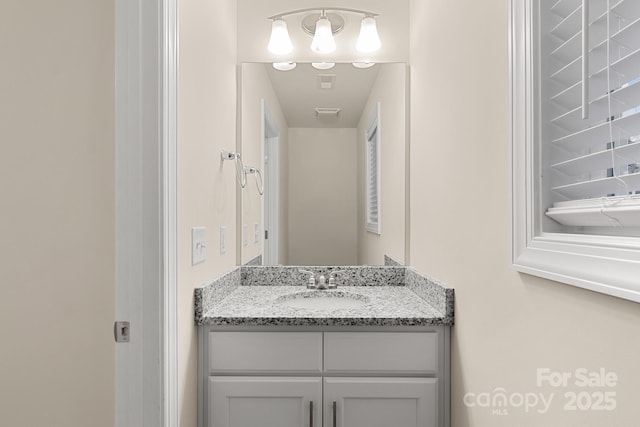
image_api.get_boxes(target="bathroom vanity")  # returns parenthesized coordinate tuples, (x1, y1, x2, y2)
(195, 266, 454, 427)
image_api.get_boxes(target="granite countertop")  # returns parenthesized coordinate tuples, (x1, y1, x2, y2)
(200, 285, 446, 327)
(195, 266, 454, 327)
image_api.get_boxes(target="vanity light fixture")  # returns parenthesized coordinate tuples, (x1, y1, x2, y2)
(272, 61, 297, 71)
(267, 7, 381, 55)
(356, 16, 382, 52)
(352, 61, 376, 69)
(310, 12, 336, 53)
(311, 62, 335, 70)
(267, 18, 293, 55)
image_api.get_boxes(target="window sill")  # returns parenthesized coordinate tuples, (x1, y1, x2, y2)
(366, 224, 381, 235)
(546, 195, 640, 227)
(513, 234, 640, 302)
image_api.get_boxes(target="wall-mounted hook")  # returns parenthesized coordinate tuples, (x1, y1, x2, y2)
(220, 150, 238, 161)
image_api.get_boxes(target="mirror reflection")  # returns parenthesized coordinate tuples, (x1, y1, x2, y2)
(239, 62, 407, 266)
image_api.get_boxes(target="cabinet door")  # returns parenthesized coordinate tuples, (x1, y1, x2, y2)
(210, 376, 322, 427)
(323, 378, 438, 427)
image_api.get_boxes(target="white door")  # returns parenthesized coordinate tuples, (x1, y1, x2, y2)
(323, 378, 438, 427)
(210, 377, 322, 427)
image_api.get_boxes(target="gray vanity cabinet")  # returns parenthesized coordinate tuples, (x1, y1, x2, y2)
(199, 328, 449, 427)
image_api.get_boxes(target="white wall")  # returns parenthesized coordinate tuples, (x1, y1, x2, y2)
(177, 1, 237, 426)
(240, 63, 289, 264)
(409, 1, 640, 426)
(288, 128, 358, 265)
(357, 63, 407, 265)
(0, 1, 115, 425)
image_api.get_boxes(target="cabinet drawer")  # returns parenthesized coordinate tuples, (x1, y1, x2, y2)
(208, 332, 323, 373)
(324, 332, 438, 374)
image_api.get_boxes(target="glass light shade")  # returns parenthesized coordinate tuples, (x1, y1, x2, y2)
(311, 17, 336, 54)
(352, 61, 376, 69)
(272, 62, 297, 71)
(356, 16, 381, 53)
(268, 19, 293, 55)
(311, 62, 335, 70)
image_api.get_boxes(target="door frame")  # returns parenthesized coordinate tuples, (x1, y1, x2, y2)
(262, 100, 280, 265)
(115, 0, 178, 426)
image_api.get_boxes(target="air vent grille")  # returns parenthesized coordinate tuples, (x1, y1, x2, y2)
(315, 107, 341, 118)
(317, 74, 336, 90)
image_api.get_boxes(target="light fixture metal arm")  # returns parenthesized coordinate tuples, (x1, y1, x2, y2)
(268, 7, 379, 20)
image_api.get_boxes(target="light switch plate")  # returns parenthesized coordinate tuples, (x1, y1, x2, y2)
(191, 227, 206, 265)
(220, 226, 227, 254)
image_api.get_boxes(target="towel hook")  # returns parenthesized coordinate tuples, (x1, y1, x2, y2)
(220, 150, 246, 188)
(244, 166, 264, 195)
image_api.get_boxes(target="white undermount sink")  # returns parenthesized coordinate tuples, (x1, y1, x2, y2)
(276, 290, 370, 310)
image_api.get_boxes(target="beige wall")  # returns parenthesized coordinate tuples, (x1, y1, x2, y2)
(409, 1, 640, 426)
(288, 128, 358, 265)
(0, 1, 115, 426)
(239, 63, 289, 264)
(177, 1, 237, 426)
(357, 63, 407, 265)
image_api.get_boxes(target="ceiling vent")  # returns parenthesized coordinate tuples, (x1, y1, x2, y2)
(317, 74, 336, 90)
(315, 107, 341, 119)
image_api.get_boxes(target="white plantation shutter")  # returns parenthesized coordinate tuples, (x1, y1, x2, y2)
(542, 0, 640, 227)
(511, 0, 640, 303)
(366, 103, 380, 234)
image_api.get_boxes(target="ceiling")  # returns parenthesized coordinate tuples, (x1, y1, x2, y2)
(264, 62, 380, 128)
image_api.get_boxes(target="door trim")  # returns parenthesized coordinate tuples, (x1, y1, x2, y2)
(162, 0, 179, 425)
(115, 0, 178, 425)
(262, 100, 280, 265)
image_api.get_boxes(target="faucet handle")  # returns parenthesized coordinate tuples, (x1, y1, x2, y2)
(328, 270, 345, 288)
(299, 269, 316, 289)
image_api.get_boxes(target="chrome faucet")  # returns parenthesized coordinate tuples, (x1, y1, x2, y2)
(328, 270, 345, 289)
(318, 275, 327, 289)
(299, 269, 317, 289)
(299, 269, 346, 289)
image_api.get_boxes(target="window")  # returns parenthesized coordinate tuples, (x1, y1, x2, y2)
(366, 103, 381, 234)
(511, 0, 640, 302)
